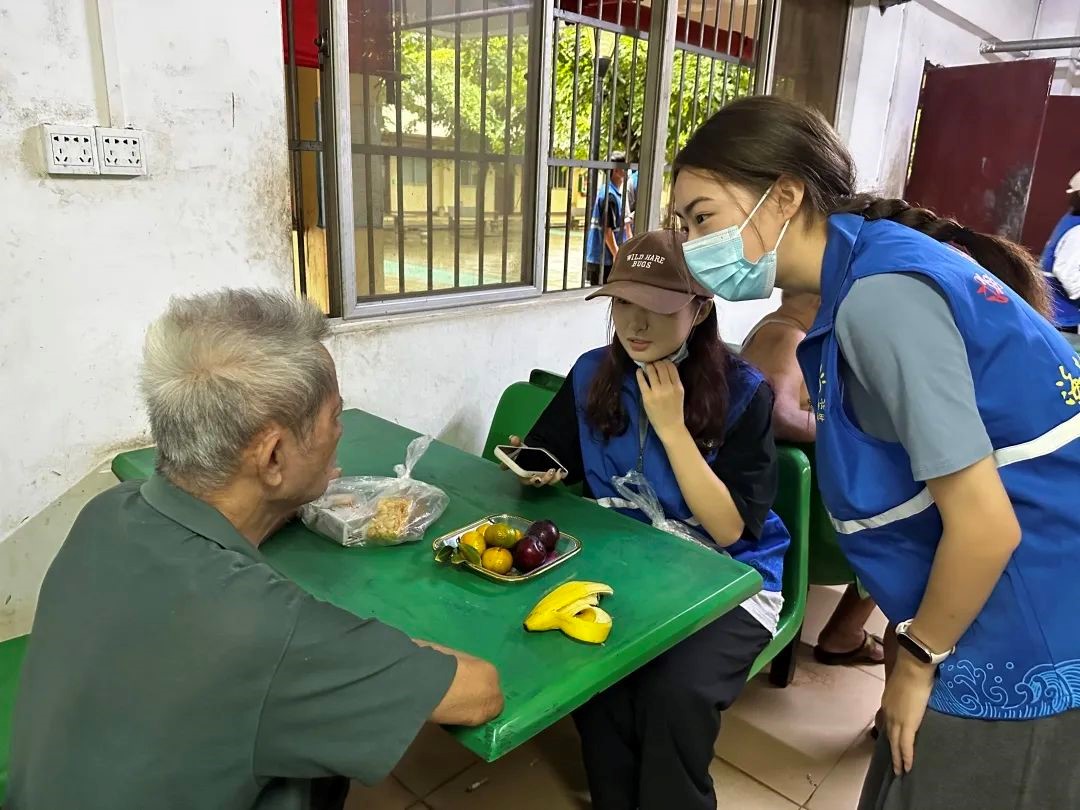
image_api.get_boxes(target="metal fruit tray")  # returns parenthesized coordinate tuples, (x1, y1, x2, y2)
(432, 513, 582, 583)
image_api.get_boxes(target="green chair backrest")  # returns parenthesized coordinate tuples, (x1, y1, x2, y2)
(481, 382, 557, 463)
(795, 442, 856, 586)
(746, 445, 810, 681)
(527, 369, 566, 393)
(770, 445, 811, 624)
(0, 634, 30, 800)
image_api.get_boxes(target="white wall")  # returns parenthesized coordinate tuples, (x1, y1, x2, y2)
(1035, 0, 1080, 95)
(835, 0, 1069, 197)
(0, 0, 294, 541)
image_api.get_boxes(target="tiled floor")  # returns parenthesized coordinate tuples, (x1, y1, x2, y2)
(346, 586, 887, 810)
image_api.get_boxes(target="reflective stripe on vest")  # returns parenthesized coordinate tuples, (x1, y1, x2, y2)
(830, 410, 1080, 534)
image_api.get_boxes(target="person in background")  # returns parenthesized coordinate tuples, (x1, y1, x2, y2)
(674, 95, 1080, 810)
(6, 290, 503, 810)
(741, 292, 886, 669)
(511, 229, 790, 810)
(624, 165, 639, 242)
(1041, 170, 1080, 334)
(586, 154, 628, 286)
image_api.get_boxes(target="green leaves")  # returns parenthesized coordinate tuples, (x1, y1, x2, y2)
(391, 23, 753, 171)
(433, 536, 483, 566)
(398, 29, 530, 154)
(550, 26, 754, 162)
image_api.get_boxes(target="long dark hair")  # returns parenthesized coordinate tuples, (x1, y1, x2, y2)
(1069, 191, 1080, 216)
(673, 95, 1050, 317)
(585, 303, 733, 448)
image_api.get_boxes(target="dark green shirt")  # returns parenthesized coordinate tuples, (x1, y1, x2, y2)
(5, 475, 456, 809)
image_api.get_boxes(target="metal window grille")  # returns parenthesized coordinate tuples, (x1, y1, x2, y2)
(299, 0, 773, 317)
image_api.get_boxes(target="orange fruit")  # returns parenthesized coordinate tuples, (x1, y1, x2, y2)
(460, 530, 487, 556)
(484, 523, 517, 549)
(481, 547, 513, 574)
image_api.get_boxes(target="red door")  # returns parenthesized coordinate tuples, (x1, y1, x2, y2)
(905, 59, 1055, 242)
(1022, 96, 1080, 253)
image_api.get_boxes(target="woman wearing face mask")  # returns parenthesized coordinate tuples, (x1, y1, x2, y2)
(673, 96, 1080, 810)
(513, 229, 790, 810)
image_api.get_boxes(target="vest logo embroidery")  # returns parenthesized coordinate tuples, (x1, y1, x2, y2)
(974, 272, 1009, 304)
(1056, 357, 1080, 406)
(816, 368, 827, 422)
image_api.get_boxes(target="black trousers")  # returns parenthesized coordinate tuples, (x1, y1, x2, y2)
(587, 262, 613, 286)
(573, 606, 770, 810)
(310, 776, 350, 810)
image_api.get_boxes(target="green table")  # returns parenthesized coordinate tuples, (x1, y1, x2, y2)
(113, 410, 762, 761)
(1, 634, 30, 799)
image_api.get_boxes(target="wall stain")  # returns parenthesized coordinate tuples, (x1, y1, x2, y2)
(992, 164, 1033, 241)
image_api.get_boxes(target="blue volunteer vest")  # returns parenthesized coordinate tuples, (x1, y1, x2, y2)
(1040, 213, 1080, 329)
(798, 213, 1080, 721)
(571, 348, 790, 592)
(585, 183, 625, 266)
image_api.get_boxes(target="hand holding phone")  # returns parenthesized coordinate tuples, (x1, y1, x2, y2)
(495, 437, 568, 488)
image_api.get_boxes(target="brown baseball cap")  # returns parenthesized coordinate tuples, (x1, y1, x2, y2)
(585, 229, 712, 314)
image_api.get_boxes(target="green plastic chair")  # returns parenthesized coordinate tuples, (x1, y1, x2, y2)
(0, 634, 29, 800)
(527, 369, 566, 394)
(795, 443, 856, 587)
(747, 445, 810, 686)
(481, 382, 557, 463)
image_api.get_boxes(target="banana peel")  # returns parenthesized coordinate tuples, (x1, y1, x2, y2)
(524, 581, 614, 644)
(526, 581, 613, 620)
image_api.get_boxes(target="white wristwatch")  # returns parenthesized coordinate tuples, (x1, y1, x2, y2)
(895, 619, 955, 666)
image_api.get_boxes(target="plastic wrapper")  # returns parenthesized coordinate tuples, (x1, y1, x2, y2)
(610, 470, 714, 549)
(301, 435, 449, 547)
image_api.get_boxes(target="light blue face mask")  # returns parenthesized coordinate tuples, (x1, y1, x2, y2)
(681, 184, 791, 302)
(633, 341, 689, 369)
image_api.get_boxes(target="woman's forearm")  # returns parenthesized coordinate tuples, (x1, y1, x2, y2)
(659, 425, 744, 545)
(908, 458, 1021, 656)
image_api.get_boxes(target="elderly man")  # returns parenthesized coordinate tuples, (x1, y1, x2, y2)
(6, 290, 503, 810)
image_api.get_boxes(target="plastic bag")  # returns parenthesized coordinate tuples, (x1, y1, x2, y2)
(610, 470, 714, 549)
(301, 435, 449, 547)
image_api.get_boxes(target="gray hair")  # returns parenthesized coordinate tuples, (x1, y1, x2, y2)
(140, 289, 335, 492)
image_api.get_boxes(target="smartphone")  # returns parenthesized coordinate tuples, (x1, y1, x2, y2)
(494, 445, 568, 478)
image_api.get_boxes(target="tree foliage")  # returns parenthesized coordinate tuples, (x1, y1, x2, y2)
(393, 22, 752, 162)
(551, 26, 753, 162)
(397, 29, 530, 154)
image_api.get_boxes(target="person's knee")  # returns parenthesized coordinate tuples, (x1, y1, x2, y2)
(636, 664, 714, 720)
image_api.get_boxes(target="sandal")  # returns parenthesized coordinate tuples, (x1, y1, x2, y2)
(813, 630, 885, 667)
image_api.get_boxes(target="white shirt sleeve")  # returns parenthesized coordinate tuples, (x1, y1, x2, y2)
(1052, 226, 1080, 300)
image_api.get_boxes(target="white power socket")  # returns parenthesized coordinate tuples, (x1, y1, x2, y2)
(95, 127, 148, 176)
(40, 124, 99, 175)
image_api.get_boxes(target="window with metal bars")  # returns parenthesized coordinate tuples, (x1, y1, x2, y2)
(287, 0, 773, 318)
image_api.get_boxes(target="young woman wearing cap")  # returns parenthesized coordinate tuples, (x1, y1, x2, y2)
(672, 95, 1080, 810)
(509, 228, 790, 810)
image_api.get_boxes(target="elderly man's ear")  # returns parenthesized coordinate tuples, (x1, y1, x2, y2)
(250, 427, 287, 488)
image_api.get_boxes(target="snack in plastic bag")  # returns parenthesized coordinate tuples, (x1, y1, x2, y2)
(609, 470, 715, 549)
(301, 435, 449, 547)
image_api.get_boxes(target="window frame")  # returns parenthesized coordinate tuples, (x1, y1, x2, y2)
(318, 0, 778, 319)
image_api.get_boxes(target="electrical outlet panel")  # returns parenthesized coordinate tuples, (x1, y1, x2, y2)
(40, 125, 99, 175)
(95, 127, 148, 176)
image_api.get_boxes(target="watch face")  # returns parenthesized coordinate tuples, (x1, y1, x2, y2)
(897, 631, 932, 664)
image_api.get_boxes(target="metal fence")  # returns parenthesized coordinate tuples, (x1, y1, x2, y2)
(541, 0, 763, 292)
